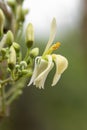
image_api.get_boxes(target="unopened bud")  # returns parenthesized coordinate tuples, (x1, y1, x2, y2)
(13, 42, 20, 52)
(20, 68, 32, 77)
(21, 69, 29, 75)
(6, 31, 14, 46)
(23, 9, 29, 15)
(0, 9, 5, 36)
(8, 46, 16, 69)
(7, 0, 16, 9)
(20, 61, 27, 69)
(15, 64, 20, 69)
(1, 48, 6, 57)
(30, 48, 39, 57)
(26, 23, 34, 48)
(17, 5, 24, 22)
(16, 0, 24, 4)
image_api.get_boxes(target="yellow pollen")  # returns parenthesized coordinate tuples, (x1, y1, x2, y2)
(52, 42, 61, 50)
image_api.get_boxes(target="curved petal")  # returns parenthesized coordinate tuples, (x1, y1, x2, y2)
(43, 18, 57, 55)
(28, 56, 41, 86)
(34, 55, 54, 89)
(52, 54, 68, 86)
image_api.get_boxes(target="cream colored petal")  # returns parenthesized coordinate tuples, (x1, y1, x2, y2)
(34, 55, 54, 89)
(52, 54, 68, 86)
(35, 62, 54, 89)
(43, 18, 57, 54)
(28, 56, 41, 86)
(28, 56, 50, 87)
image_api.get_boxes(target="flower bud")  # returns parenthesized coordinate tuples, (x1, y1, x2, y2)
(7, 0, 16, 8)
(13, 42, 20, 52)
(15, 64, 20, 69)
(16, 0, 24, 4)
(23, 9, 29, 16)
(20, 61, 27, 69)
(0, 9, 5, 36)
(1, 48, 6, 57)
(6, 31, 14, 46)
(30, 48, 39, 58)
(8, 46, 16, 69)
(16, 5, 24, 22)
(21, 69, 29, 75)
(26, 23, 34, 48)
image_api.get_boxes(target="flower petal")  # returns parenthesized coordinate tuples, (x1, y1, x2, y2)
(52, 54, 68, 86)
(28, 56, 50, 87)
(43, 18, 57, 55)
(34, 55, 54, 89)
(27, 57, 41, 86)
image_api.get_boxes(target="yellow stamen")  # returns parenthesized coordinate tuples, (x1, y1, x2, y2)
(42, 42, 61, 56)
(51, 42, 61, 50)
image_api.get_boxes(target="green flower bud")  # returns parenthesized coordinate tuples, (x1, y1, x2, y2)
(8, 46, 16, 69)
(13, 42, 20, 52)
(0, 9, 5, 36)
(21, 69, 29, 75)
(30, 48, 39, 57)
(7, 67, 11, 72)
(20, 61, 27, 69)
(16, 5, 24, 22)
(23, 9, 29, 16)
(1, 48, 6, 57)
(15, 65, 21, 73)
(6, 31, 14, 46)
(15, 64, 20, 69)
(26, 23, 34, 48)
(20, 68, 32, 77)
(7, 0, 16, 8)
(16, 0, 24, 4)
(26, 68, 32, 77)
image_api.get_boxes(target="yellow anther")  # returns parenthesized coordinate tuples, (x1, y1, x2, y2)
(51, 42, 61, 50)
(43, 42, 61, 56)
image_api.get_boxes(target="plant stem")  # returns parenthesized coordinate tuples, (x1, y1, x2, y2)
(0, 85, 6, 116)
(24, 49, 30, 61)
(0, 77, 13, 86)
(5, 74, 31, 99)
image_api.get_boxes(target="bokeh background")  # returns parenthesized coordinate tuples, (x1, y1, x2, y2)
(0, 0, 87, 130)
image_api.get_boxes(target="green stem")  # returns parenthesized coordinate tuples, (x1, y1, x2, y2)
(6, 90, 22, 105)
(0, 77, 13, 85)
(5, 74, 31, 99)
(1, 85, 6, 115)
(24, 48, 30, 61)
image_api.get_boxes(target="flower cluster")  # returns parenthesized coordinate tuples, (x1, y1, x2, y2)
(28, 18, 68, 89)
(0, 0, 68, 117)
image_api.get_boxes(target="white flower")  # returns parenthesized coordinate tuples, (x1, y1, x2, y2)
(28, 55, 54, 89)
(28, 18, 68, 89)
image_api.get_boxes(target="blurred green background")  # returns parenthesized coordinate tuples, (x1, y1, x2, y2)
(0, 0, 87, 130)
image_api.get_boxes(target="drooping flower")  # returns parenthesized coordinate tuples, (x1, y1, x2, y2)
(28, 18, 68, 89)
(28, 55, 54, 89)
